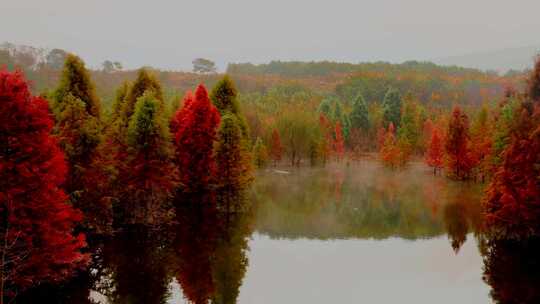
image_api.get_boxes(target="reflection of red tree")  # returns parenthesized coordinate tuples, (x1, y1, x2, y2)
(0, 70, 87, 299)
(333, 169, 344, 205)
(482, 238, 540, 304)
(175, 197, 218, 304)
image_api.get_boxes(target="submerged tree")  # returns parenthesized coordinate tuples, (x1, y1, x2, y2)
(173, 84, 220, 191)
(379, 123, 402, 168)
(215, 114, 253, 191)
(0, 70, 87, 301)
(120, 92, 179, 224)
(252, 137, 269, 169)
(210, 75, 249, 139)
(483, 99, 540, 239)
(333, 122, 345, 161)
(269, 128, 283, 166)
(445, 106, 474, 180)
(425, 125, 443, 174)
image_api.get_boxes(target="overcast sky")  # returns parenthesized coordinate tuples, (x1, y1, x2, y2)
(3, 0, 540, 71)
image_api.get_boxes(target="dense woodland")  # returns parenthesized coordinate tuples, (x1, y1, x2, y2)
(0, 42, 539, 303)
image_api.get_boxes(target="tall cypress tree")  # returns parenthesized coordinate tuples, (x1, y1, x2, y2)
(121, 91, 178, 224)
(215, 114, 253, 191)
(382, 88, 402, 128)
(122, 68, 163, 124)
(349, 92, 370, 132)
(54, 54, 101, 118)
(210, 75, 250, 139)
(53, 54, 102, 197)
(110, 80, 131, 123)
(173, 85, 221, 191)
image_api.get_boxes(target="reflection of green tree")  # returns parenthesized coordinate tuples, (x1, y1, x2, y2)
(481, 237, 540, 304)
(253, 162, 484, 240)
(443, 187, 484, 253)
(211, 207, 254, 304)
(104, 225, 174, 304)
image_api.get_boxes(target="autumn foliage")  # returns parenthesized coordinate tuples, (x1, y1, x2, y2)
(269, 128, 283, 166)
(0, 70, 87, 298)
(425, 125, 443, 174)
(445, 106, 474, 180)
(483, 97, 540, 239)
(173, 85, 221, 191)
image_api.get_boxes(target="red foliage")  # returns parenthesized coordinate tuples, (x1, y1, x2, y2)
(0, 70, 87, 297)
(483, 102, 540, 238)
(319, 114, 333, 162)
(425, 125, 443, 173)
(423, 118, 434, 148)
(445, 106, 474, 179)
(380, 123, 402, 168)
(269, 128, 283, 165)
(173, 85, 220, 191)
(333, 122, 345, 160)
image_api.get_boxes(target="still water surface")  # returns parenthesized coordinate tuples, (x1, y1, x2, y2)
(22, 160, 518, 303)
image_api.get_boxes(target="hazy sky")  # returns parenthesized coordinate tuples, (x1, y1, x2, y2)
(3, 0, 540, 71)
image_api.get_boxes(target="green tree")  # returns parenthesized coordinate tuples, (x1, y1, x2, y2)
(211, 75, 250, 139)
(52, 54, 102, 201)
(192, 58, 217, 73)
(398, 97, 420, 154)
(215, 114, 253, 190)
(252, 137, 269, 168)
(53, 54, 101, 118)
(349, 92, 370, 132)
(123, 91, 178, 224)
(382, 88, 402, 128)
(122, 68, 163, 123)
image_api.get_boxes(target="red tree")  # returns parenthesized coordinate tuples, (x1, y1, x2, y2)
(483, 101, 540, 238)
(319, 114, 333, 163)
(380, 123, 402, 168)
(269, 128, 283, 166)
(0, 70, 87, 300)
(425, 125, 443, 174)
(445, 106, 474, 180)
(333, 122, 345, 160)
(173, 85, 220, 191)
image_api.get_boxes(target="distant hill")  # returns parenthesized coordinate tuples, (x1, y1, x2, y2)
(434, 45, 540, 73)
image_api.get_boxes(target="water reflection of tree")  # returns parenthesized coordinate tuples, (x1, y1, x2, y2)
(442, 188, 484, 253)
(16, 238, 107, 304)
(211, 193, 254, 304)
(174, 191, 254, 304)
(480, 237, 540, 304)
(104, 225, 175, 304)
(174, 194, 218, 304)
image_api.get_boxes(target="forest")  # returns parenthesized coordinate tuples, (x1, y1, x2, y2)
(1, 42, 539, 303)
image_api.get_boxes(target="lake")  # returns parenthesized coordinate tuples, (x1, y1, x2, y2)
(19, 160, 537, 304)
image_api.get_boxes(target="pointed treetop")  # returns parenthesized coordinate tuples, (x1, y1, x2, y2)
(54, 53, 101, 118)
(127, 90, 171, 157)
(528, 55, 540, 102)
(123, 68, 163, 121)
(211, 75, 239, 114)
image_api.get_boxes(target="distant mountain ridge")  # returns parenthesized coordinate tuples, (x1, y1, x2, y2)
(434, 45, 540, 73)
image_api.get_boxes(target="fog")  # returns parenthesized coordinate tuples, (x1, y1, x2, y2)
(2, 0, 540, 70)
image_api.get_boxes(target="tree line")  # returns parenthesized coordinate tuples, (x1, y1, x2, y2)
(0, 54, 253, 302)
